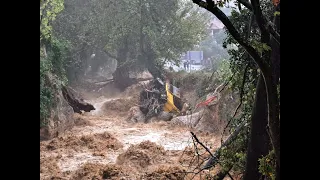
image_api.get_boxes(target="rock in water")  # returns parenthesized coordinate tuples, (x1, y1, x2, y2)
(157, 111, 173, 121)
(170, 110, 204, 127)
(126, 106, 146, 123)
(40, 88, 74, 140)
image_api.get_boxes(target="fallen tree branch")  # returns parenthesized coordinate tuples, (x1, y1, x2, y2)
(190, 136, 204, 179)
(61, 86, 95, 114)
(95, 80, 115, 89)
(95, 77, 153, 89)
(188, 127, 245, 179)
(190, 132, 214, 157)
(214, 165, 235, 180)
(93, 78, 114, 84)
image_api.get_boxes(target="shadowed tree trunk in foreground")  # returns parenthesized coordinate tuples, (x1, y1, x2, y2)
(269, 3, 280, 179)
(191, 1, 280, 179)
(243, 75, 271, 180)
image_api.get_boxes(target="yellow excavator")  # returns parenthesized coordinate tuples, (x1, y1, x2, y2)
(139, 78, 184, 119)
(163, 82, 183, 114)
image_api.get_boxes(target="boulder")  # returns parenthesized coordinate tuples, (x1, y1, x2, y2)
(40, 89, 74, 140)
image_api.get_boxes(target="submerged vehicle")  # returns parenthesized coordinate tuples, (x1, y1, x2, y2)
(139, 77, 183, 119)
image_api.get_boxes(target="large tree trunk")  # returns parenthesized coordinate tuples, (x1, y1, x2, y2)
(113, 66, 134, 90)
(190, 2, 280, 171)
(243, 75, 271, 180)
(112, 35, 136, 90)
(191, 1, 280, 179)
(243, 8, 273, 178)
(270, 3, 280, 179)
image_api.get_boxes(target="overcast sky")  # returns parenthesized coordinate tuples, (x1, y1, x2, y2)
(220, 0, 237, 16)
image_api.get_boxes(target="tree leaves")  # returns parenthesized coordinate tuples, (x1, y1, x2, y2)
(54, 0, 210, 75)
(40, 0, 64, 41)
(252, 40, 271, 54)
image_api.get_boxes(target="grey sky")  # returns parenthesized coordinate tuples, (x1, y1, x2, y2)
(220, 0, 237, 16)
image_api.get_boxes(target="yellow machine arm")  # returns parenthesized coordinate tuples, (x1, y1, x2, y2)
(163, 83, 180, 113)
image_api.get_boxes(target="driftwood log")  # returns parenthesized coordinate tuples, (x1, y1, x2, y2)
(61, 86, 95, 114)
(94, 77, 154, 89)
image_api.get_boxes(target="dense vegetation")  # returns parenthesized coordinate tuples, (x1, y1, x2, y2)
(190, 0, 280, 179)
(53, 0, 211, 89)
(40, 0, 68, 126)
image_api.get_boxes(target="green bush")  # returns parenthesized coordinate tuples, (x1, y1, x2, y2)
(259, 150, 276, 180)
(40, 38, 71, 127)
(48, 38, 71, 83)
(175, 71, 210, 90)
(40, 58, 54, 127)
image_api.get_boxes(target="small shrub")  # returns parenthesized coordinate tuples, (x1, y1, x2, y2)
(258, 150, 276, 180)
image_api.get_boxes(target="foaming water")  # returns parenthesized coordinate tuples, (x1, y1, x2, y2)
(85, 96, 119, 116)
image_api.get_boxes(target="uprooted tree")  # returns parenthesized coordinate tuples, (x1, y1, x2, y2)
(189, 0, 280, 179)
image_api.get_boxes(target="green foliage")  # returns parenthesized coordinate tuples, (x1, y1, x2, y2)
(252, 40, 272, 54)
(40, 0, 67, 127)
(40, 37, 71, 127)
(216, 59, 232, 83)
(174, 71, 211, 94)
(204, 0, 275, 175)
(54, 0, 210, 79)
(40, 58, 54, 127)
(259, 150, 276, 180)
(219, 129, 248, 172)
(40, 0, 64, 41)
(48, 37, 72, 84)
(195, 77, 211, 98)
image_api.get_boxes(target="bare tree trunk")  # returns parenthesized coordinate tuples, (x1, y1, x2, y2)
(112, 36, 134, 90)
(270, 3, 280, 179)
(113, 66, 133, 90)
(243, 75, 271, 180)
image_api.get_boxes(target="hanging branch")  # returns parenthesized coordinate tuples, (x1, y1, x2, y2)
(221, 63, 249, 142)
(188, 127, 246, 179)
